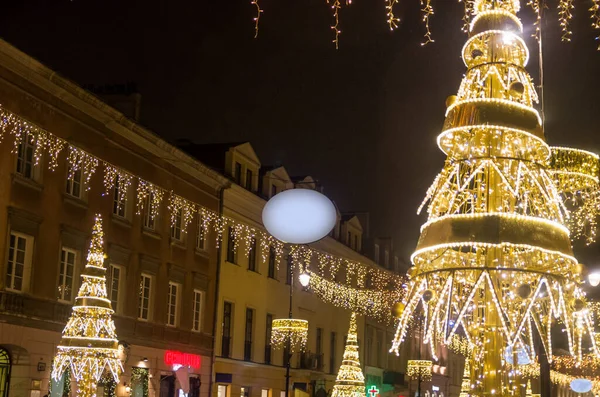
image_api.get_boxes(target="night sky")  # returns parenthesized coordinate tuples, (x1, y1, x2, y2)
(1, 0, 600, 264)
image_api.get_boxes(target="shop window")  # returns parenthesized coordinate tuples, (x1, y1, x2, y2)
(189, 377, 201, 397)
(131, 367, 149, 397)
(160, 374, 175, 397)
(217, 385, 229, 397)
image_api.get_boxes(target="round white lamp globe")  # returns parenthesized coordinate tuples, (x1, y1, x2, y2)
(262, 189, 337, 244)
(299, 272, 311, 287)
(589, 272, 600, 287)
(571, 379, 593, 393)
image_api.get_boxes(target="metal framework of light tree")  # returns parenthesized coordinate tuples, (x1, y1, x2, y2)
(331, 312, 366, 397)
(389, 0, 600, 395)
(52, 215, 123, 397)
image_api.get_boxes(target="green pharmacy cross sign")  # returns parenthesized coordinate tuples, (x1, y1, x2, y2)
(368, 386, 380, 397)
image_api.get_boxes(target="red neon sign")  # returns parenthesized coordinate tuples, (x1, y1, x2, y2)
(164, 350, 201, 370)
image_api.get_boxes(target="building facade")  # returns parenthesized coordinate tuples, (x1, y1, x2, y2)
(0, 39, 230, 397)
(176, 142, 411, 397)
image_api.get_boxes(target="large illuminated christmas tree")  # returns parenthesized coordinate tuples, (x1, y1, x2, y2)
(331, 313, 366, 397)
(52, 215, 123, 397)
(390, 0, 600, 395)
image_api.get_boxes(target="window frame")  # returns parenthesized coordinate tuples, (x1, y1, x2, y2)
(196, 216, 206, 250)
(143, 194, 156, 230)
(192, 289, 204, 332)
(171, 208, 183, 241)
(167, 281, 181, 327)
(113, 177, 128, 218)
(267, 247, 276, 279)
(244, 308, 254, 361)
(15, 131, 37, 180)
(222, 301, 233, 358)
(109, 264, 124, 314)
(248, 237, 257, 271)
(5, 231, 34, 293)
(246, 169, 253, 190)
(226, 227, 236, 264)
(138, 273, 153, 321)
(65, 167, 83, 199)
(57, 247, 78, 303)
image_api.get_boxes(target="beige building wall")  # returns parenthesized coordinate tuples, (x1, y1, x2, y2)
(0, 38, 228, 397)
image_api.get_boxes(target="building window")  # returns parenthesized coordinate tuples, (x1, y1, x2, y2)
(222, 302, 233, 358)
(171, 209, 183, 241)
(385, 250, 390, 267)
(112, 177, 127, 218)
(271, 184, 277, 198)
(248, 238, 257, 271)
(234, 162, 242, 184)
(138, 274, 152, 321)
(109, 264, 123, 313)
(217, 385, 229, 397)
(6, 232, 33, 293)
(143, 194, 156, 230)
(15, 132, 35, 179)
(226, 227, 236, 263)
(261, 390, 271, 397)
(57, 248, 77, 302)
(65, 168, 83, 198)
(316, 327, 323, 370)
(374, 244, 380, 264)
(244, 308, 254, 361)
(167, 282, 180, 327)
(268, 247, 276, 278)
(330, 332, 337, 374)
(192, 289, 204, 332)
(286, 254, 292, 285)
(241, 387, 250, 397)
(354, 235, 358, 251)
(347, 231, 351, 246)
(265, 314, 273, 364)
(246, 169, 253, 190)
(196, 217, 206, 250)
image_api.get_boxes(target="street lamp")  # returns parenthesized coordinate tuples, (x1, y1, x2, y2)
(589, 272, 600, 287)
(262, 188, 336, 397)
(299, 272, 311, 287)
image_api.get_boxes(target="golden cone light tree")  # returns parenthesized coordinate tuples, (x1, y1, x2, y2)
(390, 0, 600, 395)
(52, 215, 123, 397)
(331, 312, 366, 397)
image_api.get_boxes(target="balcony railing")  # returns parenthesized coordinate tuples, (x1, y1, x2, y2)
(0, 290, 71, 326)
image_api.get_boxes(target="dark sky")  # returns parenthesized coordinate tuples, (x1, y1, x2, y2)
(1, 0, 600, 263)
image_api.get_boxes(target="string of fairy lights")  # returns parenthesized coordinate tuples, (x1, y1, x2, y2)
(1, 104, 411, 321)
(248, 0, 600, 49)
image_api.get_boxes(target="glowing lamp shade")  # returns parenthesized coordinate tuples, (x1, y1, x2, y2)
(262, 189, 337, 244)
(589, 272, 600, 287)
(570, 379, 593, 393)
(299, 272, 311, 287)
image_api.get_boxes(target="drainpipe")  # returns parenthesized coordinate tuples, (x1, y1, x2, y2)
(208, 184, 228, 397)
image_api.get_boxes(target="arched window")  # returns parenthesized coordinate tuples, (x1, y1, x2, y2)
(0, 348, 11, 397)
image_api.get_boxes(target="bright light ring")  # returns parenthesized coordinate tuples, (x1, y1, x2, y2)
(550, 170, 599, 186)
(552, 146, 600, 160)
(445, 98, 541, 127)
(262, 189, 337, 244)
(415, 214, 573, 258)
(410, 241, 577, 269)
(469, 9, 523, 33)
(473, 0, 520, 14)
(419, 212, 570, 236)
(550, 146, 600, 181)
(271, 318, 309, 351)
(438, 126, 550, 160)
(462, 30, 530, 66)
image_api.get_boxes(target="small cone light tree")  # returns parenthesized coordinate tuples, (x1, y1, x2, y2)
(331, 312, 366, 397)
(52, 215, 123, 397)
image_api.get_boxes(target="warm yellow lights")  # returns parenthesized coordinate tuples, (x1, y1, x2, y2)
(393, 2, 600, 395)
(407, 360, 433, 381)
(331, 313, 366, 397)
(270, 319, 308, 352)
(52, 215, 123, 397)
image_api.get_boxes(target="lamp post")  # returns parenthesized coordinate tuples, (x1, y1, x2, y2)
(262, 188, 336, 397)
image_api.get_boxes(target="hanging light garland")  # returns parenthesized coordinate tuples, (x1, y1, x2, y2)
(270, 319, 309, 351)
(407, 360, 433, 381)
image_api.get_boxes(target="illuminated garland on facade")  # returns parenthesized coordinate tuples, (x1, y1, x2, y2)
(52, 215, 124, 397)
(270, 319, 309, 352)
(331, 313, 366, 397)
(519, 362, 600, 394)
